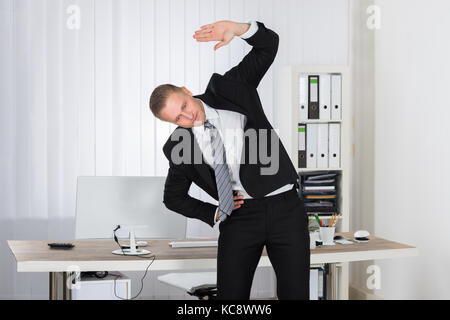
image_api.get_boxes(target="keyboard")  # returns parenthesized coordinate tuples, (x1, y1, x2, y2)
(169, 240, 218, 248)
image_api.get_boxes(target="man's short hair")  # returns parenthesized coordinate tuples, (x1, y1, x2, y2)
(149, 84, 182, 118)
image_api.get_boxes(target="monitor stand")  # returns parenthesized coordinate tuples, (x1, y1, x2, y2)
(112, 226, 151, 256)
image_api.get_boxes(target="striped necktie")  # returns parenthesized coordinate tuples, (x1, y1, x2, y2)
(204, 120, 234, 222)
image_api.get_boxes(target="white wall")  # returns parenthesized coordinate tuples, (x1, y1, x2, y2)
(0, 0, 348, 299)
(351, 0, 450, 299)
(372, 0, 450, 299)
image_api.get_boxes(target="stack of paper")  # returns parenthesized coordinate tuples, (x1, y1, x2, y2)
(300, 172, 338, 215)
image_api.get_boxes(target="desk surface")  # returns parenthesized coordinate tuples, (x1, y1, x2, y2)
(8, 232, 418, 272)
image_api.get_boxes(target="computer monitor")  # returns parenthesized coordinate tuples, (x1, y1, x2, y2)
(75, 176, 187, 240)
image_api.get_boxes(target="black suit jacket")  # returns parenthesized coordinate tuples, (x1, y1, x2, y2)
(162, 22, 298, 227)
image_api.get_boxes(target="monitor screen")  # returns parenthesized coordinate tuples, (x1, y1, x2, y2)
(75, 176, 187, 240)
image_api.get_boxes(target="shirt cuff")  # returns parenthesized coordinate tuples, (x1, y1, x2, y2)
(213, 219, 221, 232)
(213, 207, 220, 226)
(240, 20, 258, 40)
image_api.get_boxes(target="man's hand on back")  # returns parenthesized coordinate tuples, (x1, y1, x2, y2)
(193, 20, 250, 51)
(215, 194, 245, 222)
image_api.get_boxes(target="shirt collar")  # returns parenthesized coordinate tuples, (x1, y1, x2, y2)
(193, 101, 219, 134)
(203, 101, 219, 121)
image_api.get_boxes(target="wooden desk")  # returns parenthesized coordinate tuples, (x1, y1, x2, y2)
(8, 232, 418, 299)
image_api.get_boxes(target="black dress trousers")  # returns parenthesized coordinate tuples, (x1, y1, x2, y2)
(217, 187, 310, 300)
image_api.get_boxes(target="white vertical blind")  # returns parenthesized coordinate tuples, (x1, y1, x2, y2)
(0, 0, 348, 299)
(140, 0, 156, 176)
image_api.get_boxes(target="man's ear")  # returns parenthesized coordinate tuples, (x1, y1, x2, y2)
(181, 86, 193, 96)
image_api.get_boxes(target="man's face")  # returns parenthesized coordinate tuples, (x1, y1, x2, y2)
(159, 87, 206, 128)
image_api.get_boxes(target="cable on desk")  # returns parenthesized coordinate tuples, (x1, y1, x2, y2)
(109, 226, 157, 300)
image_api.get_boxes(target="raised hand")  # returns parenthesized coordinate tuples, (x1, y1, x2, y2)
(193, 20, 250, 51)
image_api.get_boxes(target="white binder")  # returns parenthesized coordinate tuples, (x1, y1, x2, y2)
(306, 124, 318, 168)
(298, 74, 308, 121)
(310, 269, 319, 300)
(317, 123, 329, 168)
(319, 74, 331, 120)
(331, 75, 342, 120)
(329, 123, 341, 168)
(298, 124, 307, 168)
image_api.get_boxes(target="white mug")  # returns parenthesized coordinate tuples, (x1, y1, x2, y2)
(319, 227, 335, 246)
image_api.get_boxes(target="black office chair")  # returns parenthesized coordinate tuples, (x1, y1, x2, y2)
(157, 272, 217, 300)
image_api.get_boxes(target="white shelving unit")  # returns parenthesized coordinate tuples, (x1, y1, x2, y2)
(276, 65, 352, 300)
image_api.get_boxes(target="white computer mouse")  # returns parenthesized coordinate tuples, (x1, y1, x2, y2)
(354, 230, 370, 238)
(354, 230, 370, 242)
